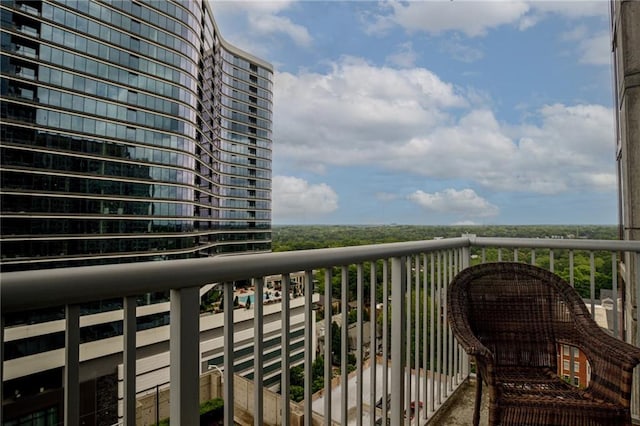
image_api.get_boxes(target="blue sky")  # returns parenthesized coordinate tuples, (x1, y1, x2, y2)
(211, 0, 616, 225)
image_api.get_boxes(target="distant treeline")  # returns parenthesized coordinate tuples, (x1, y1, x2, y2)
(273, 225, 620, 301)
(272, 225, 618, 252)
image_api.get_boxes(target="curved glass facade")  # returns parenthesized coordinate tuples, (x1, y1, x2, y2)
(0, 0, 273, 271)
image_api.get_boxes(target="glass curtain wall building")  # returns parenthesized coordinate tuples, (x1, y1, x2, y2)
(1, 0, 272, 423)
(1, 0, 273, 273)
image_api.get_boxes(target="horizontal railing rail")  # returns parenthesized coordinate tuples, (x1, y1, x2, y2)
(4, 237, 640, 312)
(1, 237, 639, 426)
(1, 237, 469, 313)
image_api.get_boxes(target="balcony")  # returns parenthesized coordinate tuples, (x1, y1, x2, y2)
(2, 236, 640, 425)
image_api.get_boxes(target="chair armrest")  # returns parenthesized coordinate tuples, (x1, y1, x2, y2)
(571, 319, 640, 406)
(575, 315, 640, 369)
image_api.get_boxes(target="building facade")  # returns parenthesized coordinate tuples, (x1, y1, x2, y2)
(1, 0, 273, 423)
(1, 0, 272, 273)
(611, 0, 640, 415)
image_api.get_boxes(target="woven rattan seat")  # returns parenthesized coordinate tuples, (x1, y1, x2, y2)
(448, 262, 640, 425)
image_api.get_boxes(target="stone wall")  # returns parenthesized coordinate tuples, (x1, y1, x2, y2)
(134, 370, 309, 426)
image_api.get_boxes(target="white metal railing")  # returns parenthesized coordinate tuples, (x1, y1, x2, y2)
(1, 237, 640, 425)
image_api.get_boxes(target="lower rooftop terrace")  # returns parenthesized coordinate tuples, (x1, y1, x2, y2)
(2, 236, 640, 425)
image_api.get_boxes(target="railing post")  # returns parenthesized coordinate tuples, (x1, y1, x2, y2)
(123, 295, 137, 426)
(369, 261, 377, 425)
(382, 260, 389, 425)
(428, 254, 435, 415)
(461, 234, 473, 269)
(341, 266, 349, 426)
(65, 304, 80, 426)
(356, 264, 364, 426)
(405, 258, 411, 426)
(304, 271, 314, 426)
(170, 287, 200, 425)
(414, 256, 421, 421)
(324, 269, 332, 426)
(282, 274, 291, 426)
(390, 257, 406, 425)
(422, 254, 429, 422)
(253, 278, 264, 425)
(224, 284, 235, 426)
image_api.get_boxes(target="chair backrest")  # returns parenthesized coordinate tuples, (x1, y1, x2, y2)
(450, 262, 584, 368)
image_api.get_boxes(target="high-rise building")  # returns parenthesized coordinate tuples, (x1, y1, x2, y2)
(1, 0, 273, 422)
(611, 0, 640, 414)
(1, 0, 273, 273)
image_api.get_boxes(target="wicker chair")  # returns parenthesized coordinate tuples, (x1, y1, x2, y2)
(448, 262, 640, 426)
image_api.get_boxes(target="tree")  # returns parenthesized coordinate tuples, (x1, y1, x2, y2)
(331, 322, 341, 365)
(290, 385, 304, 402)
(310, 356, 327, 393)
(290, 365, 304, 387)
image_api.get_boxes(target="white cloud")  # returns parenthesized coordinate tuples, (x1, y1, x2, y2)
(274, 56, 467, 166)
(247, 13, 312, 47)
(274, 58, 615, 195)
(577, 31, 611, 65)
(530, 0, 608, 19)
(365, 0, 608, 37)
(272, 176, 338, 220)
(366, 1, 531, 37)
(210, 1, 311, 49)
(561, 27, 610, 66)
(441, 40, 484, 63)
(408, 189, 499, 218)
(386, 42, 418, 68)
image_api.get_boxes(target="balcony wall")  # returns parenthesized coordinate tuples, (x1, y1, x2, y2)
(2, 236, 640, 425)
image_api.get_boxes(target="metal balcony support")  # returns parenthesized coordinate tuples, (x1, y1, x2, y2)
(369, 261, 377, 425)
(436, 252, 442, 406)
(224, 283, 235, 426)
(123, 295, 137, 426)
(304, 271, 314, 426)
(391, 257, 406, 426)
(414, 255, 421, 421)
(382, 259, 389, 425)
(422, 254, 429, 422)
(170, 286, 200, 425)
(324, 268, 332, 426)
(65, 304, 80, 426)
(428, 253, 435, 415)
(405, 258, 411, 426)
(282, 273, 291, 426)
(444, 252, 450, 396)
(4, 237, 640, 426)
(341, 266, 349, 426)
(253, 277, 264, 426)
(356, 264, 364, 426)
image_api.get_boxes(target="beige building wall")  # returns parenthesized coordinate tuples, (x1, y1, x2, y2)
(612, 0, 640, 417)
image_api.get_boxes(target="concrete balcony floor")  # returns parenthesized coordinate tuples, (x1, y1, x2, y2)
(429, 378, 488, 426)
(433, 378, 640, 426)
